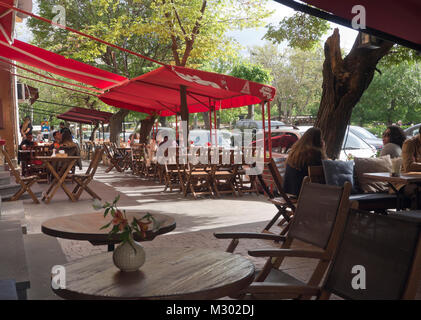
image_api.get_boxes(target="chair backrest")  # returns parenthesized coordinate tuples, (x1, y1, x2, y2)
(287, 178, 351, 249)
(267, 157, 295, 205)
(308, 165, 326, 184)
(86, 148, 103, 176)
(103, 143, 114, 159)
(323, 209, 421, 300)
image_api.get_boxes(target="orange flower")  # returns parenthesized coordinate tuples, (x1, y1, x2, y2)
(136, 219, 151, 238)
(112, 210, 128, 231)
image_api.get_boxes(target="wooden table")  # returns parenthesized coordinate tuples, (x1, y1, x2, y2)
(36, 156, 80, 203)
(363, 172, 421, 209)
(42, 212, 176, 251)
(52, 247, 255, 300)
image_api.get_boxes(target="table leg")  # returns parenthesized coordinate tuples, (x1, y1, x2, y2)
(43, 160, 77, 203)
(107, 244, 115, 252)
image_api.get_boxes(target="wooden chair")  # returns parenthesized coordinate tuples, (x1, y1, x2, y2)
(243, 209, 421, 300)
(235, 147, 260, 195)
(216, 177, 352, 299)
(184, 163, 215, 199)
(263, 157, 298, 234)
(0, 145, 39, 204)
(211, 149, 238, 197)
(131, 145, 145, 176)
(29, 145, 52, 182)
(103, 143, 124, 173)
(70, 148, 104, 200)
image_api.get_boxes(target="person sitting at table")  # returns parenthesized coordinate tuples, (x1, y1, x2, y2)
(283, 127, 327, 196)
(402, 126, 421, 173)
(380, 125, 406, 159)
(60, 128, 82, 170)
(20, 133, 35, 150)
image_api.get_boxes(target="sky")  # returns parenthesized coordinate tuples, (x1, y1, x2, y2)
(228, 1, 359, 55)
(14, 0, 359, 56)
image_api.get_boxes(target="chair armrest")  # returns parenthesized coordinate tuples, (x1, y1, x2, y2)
(248, 248, 328, 260)
(213, 232, 286, 242)
(243, 282, 321, 297)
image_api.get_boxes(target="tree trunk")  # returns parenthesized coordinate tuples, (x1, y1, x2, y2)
(247, 105, 254, 119)
(202, 111, 210, 130)
(89, 122, 99, 141)
(139, 115, 157, 144)
(314, 29, 393, 159)
(109, 109, 130, 146)
(159, 116, 167, 127)
(277, 100, 282, 121)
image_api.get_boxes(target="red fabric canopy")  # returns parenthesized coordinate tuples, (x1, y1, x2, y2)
(0, 0, 13, 43)
(0, 39, 128, 90)
(99, 65, 276, 116)
(57, 107, 113, 124)
(293, 0, 421, 50)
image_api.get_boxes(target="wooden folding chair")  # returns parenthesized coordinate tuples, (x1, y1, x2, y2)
(103, 143, 124, 173)
(211, 150, 238, 197)
(0, 145, 39, 204)
(216, 177, 353, 299)
(70, 148, 104, 200)
(235, 147, 260, 195)
(264, 157, 298, 234)
(243, 208, 421, 300)
(184, 163, 215, 199)
(131, 145, 145, 176)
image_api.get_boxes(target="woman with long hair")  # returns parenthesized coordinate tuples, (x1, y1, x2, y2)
(283, 127, 327, 196)
(380, 125, 406, 159)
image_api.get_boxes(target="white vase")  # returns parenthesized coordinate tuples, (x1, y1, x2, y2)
(112, 239, 146, 272)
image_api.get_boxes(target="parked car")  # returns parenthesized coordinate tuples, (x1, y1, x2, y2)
(404, 124, 421, 138)
(188, 129, 232, 148)
(297, 126, 377, 160)
(349, 125, 383, 151)
(235, 119, 286, 131)
(251, 128, 302, 153)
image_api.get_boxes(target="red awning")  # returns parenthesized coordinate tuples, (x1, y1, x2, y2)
(0, 0, 13, 44)
(0, 39, 128, 90)
(99, 65, 276, 116)
(276, 0, 421, 51)
(57, 107, 113, 124)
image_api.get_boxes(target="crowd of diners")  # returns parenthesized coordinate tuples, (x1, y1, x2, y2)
(18, 117, 82, 172)
(282, 125, 420, 202)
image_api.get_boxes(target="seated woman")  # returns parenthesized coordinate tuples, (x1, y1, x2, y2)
(59, 128, 82, 170)
(380, 125, 406, 159)
(283, 127, 327, 196)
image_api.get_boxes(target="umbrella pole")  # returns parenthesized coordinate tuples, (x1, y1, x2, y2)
(175, 114, 178, 143)
(267, 101, 272, 159)
(214, 105, 217, 147)
(261, 102, 266, 162)
(209, 104, 212, 146)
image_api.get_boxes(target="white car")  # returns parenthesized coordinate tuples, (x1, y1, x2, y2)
(188, 129, 232, 148)
(297, 126, 377, 160)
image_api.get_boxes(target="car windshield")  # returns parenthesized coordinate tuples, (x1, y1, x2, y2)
(350, 126, 378, 140)
(342, 131, 369, 149)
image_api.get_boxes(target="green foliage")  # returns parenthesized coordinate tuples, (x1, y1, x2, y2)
(351, 61, 421, 126)
(94, 195, 157, 244)
(249, 43, 323, 123)
(230, 63, 272, 84)
(264, 12, 330, 50)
